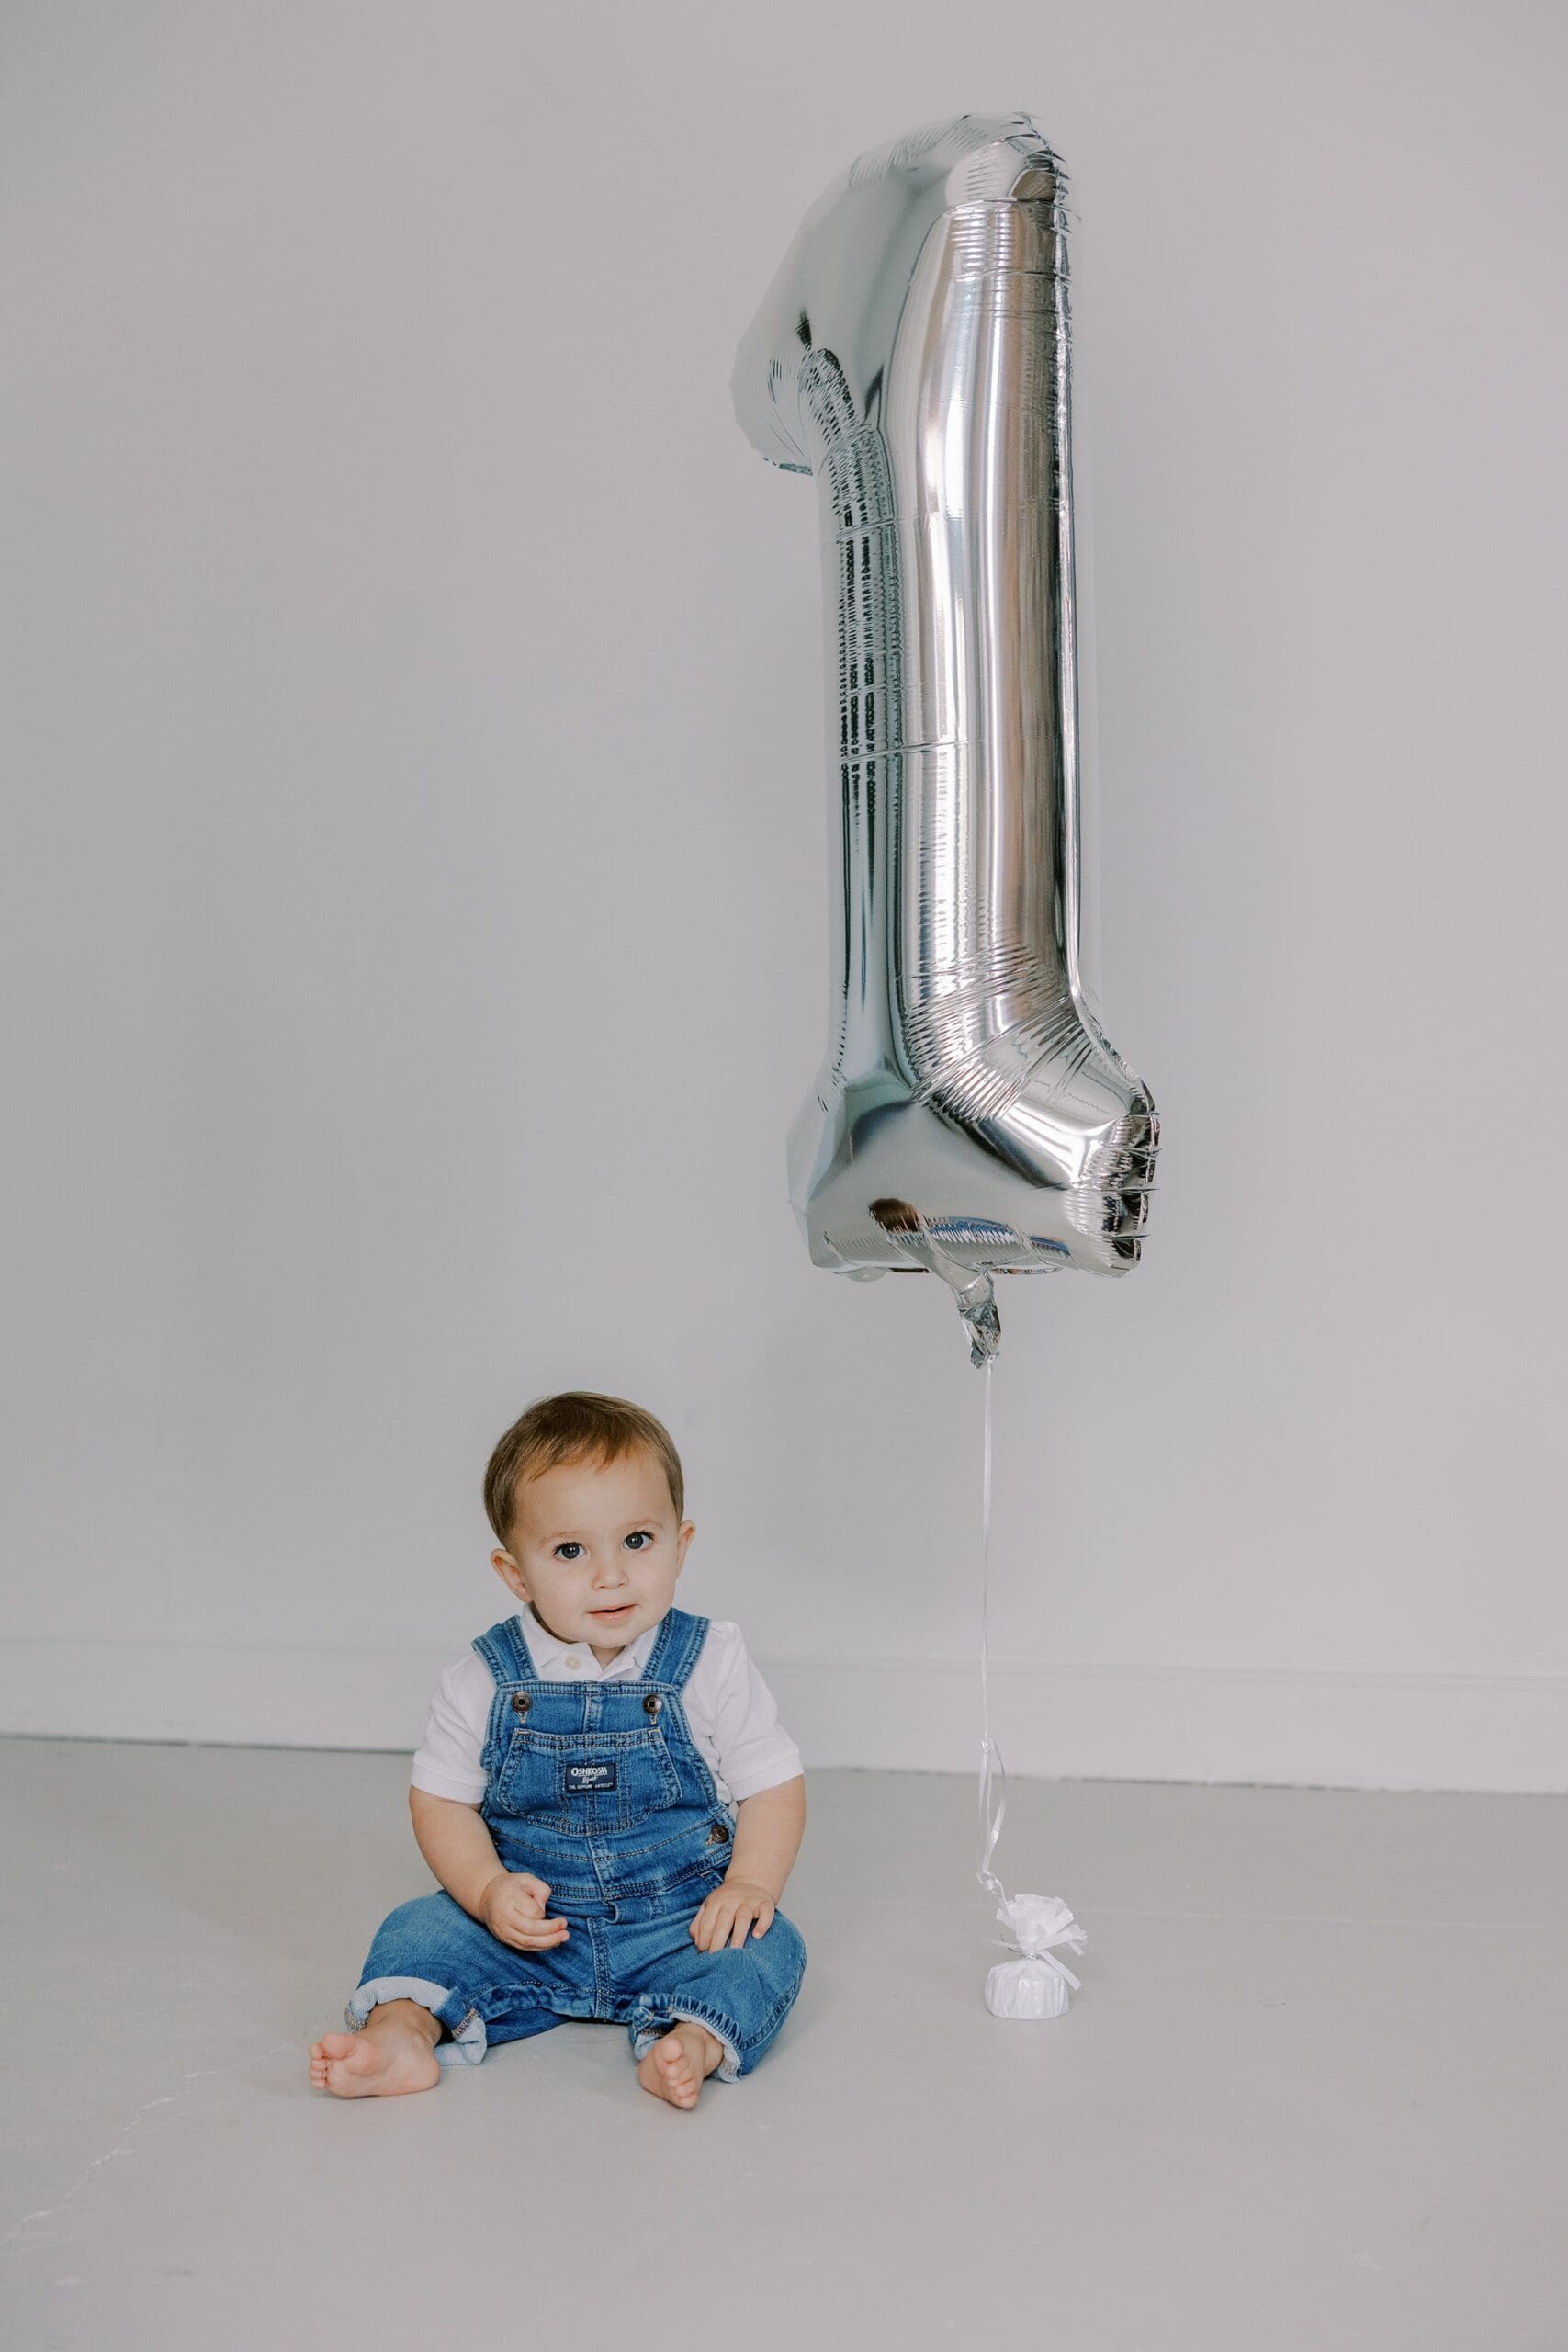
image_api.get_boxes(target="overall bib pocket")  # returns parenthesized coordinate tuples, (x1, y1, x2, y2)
(492, 1724, 683, 1833)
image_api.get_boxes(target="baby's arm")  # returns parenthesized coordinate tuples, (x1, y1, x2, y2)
(408, 1789, 570, 1951)
(690, 1776, 807, 1951)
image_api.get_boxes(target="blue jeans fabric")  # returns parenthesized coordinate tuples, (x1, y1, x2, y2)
(349, 1606, 807, 2082)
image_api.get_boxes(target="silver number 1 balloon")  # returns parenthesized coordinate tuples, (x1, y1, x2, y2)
(733, 114, 1159, 1362)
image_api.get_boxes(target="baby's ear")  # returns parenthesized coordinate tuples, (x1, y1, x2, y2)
(491, 1546, 526, 1595)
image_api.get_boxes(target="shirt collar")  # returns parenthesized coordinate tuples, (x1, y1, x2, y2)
(520, 1601, 664, 1680)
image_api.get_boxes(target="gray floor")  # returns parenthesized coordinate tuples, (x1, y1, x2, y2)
(2, 1743, 1563, 2352)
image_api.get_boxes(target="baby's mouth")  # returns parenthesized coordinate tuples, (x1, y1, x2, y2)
(592, 1603, 635, 1618)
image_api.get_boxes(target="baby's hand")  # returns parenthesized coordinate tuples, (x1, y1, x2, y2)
(479, 1871, 570, 1951)
(690, 1876, 776, 1951)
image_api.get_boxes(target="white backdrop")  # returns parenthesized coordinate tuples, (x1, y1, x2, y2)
(4, 0, 1564, 1789)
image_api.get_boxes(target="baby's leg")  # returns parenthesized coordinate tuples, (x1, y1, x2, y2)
(310, 1890, 576, 2098)
(623, 1903, 809, 2100)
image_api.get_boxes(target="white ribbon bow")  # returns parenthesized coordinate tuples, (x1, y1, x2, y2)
(993, 1893, 1087, 1992)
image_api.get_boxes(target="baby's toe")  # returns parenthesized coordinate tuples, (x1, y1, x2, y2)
(309, 2033, 346, 2083)
(660, 2039, 698, 2096)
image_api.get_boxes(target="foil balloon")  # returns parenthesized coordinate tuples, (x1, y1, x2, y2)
(733, 114, 1158, 1362)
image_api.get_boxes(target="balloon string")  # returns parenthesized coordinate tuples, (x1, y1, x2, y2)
(976, 1357, 1009, 1904)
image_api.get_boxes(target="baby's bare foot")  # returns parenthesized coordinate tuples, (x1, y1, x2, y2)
(309, 2001, 442, 2098)
(637, 2021, 725, 2110)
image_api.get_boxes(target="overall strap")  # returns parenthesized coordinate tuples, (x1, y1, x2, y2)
(642, 1605, 711, 1691)
(472, 1614, 537, 1685)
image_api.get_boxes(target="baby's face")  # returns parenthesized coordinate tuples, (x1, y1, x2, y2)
(491, 1444, 694, 1662)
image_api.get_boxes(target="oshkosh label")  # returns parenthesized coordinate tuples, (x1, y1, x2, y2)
(566, 1761, 618, 1792)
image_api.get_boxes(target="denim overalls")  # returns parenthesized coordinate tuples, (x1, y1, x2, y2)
(347, 1605, 807, 2081)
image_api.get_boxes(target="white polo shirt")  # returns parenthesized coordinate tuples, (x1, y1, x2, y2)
(410, 1604, 804, 1813)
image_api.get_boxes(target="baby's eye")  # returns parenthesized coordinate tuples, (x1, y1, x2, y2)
(624, 1531, 653, 1551)
(554, 1542, 584, 1561)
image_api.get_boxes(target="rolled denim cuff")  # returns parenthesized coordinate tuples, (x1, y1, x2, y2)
(345, 1974, 487, 2068)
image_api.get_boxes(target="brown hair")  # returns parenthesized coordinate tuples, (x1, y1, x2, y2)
(484, 1391, 685, 1553)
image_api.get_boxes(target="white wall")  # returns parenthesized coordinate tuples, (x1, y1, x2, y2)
(4, 0, 1564, 1791)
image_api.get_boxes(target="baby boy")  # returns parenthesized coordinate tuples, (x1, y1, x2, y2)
(309, 1390, 807, 2109)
